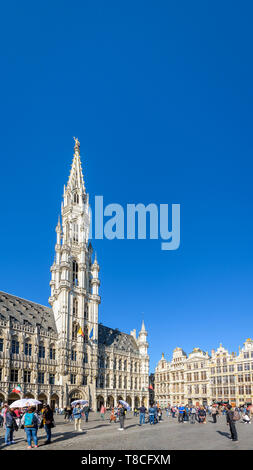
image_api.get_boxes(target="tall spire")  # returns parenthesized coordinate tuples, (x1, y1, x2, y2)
(66, 137, 86, 195)
(141, 319, 146, 332)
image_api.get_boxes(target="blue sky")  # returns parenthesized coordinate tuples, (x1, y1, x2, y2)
(0, 1, 252, 372)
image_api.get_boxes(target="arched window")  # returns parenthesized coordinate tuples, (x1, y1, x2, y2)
(73, 298, 78, 317)
(118, 359, 122, 370)
(73, 261, 78, 286)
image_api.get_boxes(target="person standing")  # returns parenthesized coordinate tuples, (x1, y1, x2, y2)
(139, 404, 146, 426)
(226, 404, 238, 442)
(42, 404, 54, 444)
(83, 404, 90, 423)
(190, 406, 197, 424)
(118, 403, 125, 430)
(211, 405, 218, 423)
(149, 404, 155, 425)
(73, 403, 83, 432)
(3, 406, 16, 446)
(198, 407, 206, 423)
(178, 405, 185, 423)
(21, 406, 41, 449)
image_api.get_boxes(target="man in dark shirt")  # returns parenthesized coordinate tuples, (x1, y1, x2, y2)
(226, 405, 238, 442)
(139, 405, 147, 426)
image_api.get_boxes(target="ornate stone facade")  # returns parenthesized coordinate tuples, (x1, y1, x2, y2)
(0, 139, 149, 410)
(155, 340, 253, 407)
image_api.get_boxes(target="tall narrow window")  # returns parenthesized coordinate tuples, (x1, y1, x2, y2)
(73, 260, 78, 286)
(73, 193, 79, 204)
(84, 303, 88, 320)
(73, 224, 79, 243)
(72, 323, 78, 340)
(73, 298, 78, 317)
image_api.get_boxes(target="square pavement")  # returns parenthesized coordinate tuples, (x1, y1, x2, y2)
(0, 413, 251, 450)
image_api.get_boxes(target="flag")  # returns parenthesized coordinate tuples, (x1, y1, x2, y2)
(89, 328, 93, 339)
(12, 384, 22, 394)
(77, 327, 84, 337)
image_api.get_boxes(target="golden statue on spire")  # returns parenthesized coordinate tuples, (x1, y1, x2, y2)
(73, 136, 80, 154)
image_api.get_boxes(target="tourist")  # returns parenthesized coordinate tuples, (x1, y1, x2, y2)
(118, 403, 125, 431)
(139, 404, 146, 426)
(42, 404, 54, 444)
(100, 404, 106, 420)
(242, 412, 251, 424)
(178, 404, 185, 423)
(109, 407, 116, 423)
(3, 405, 17, 446)
(184, 405, 190, 422)
(226, 404, 238, 442)
(190, 406, 197, 424)
(83, 404, 90, 422)
(73, 403, 83, 432)
(211, 405, 218, 423)
(21, 406, 41, 449)
(148, 404, 155, 425)
(198, 407, 206, 423)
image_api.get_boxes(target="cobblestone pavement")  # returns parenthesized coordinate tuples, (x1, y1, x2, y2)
(0, 413, 252, 450)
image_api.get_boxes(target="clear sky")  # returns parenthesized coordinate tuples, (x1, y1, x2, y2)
(0, 1, 252, 372)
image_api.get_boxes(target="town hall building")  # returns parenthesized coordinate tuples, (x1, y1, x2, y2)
(0, 138, 149, 410)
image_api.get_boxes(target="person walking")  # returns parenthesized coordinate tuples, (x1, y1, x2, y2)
(139, 404, 146, 426)
(73, 403, 83, 432)
(21, 406, 41, 449)
(100, 404, 106, 420)
(110, 407, 116, 423)
(118, 403, 125, 430)
(226, 404, 238, 442)
(42, 404, 54, 445)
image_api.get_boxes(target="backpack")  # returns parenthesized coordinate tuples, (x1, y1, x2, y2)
(5, 412, 14, 428)
(24, 412, 36, 427)
(233, 410, 240, 421)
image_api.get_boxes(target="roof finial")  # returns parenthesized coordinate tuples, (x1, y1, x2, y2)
(73, 136, 80, 155)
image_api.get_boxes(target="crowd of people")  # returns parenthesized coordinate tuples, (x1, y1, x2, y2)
(1, 399, 252, 448)
(0, 402, 55, 447)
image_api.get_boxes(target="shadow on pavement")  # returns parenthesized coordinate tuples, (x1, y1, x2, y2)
(216, 431, 231, 440)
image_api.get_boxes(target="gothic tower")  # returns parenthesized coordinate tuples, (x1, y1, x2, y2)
(49, 138, 100, 405)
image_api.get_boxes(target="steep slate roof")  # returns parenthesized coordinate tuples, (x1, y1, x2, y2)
(98, 324, 139, 353)
(0, 291, 137, 351)
(0, 291, 57, 333)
